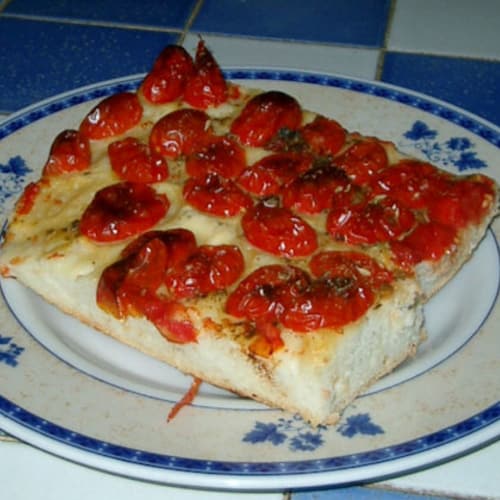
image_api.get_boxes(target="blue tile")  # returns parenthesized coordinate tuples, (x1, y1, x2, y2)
(193, 0, 391, 47)
(291, 486, 450, 500)
(4, 0, 197, 30)
(0, 18, 177, 113)
(381, 52, 500, 127)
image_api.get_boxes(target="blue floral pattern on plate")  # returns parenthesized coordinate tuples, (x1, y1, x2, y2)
(0, 334, 24, 367)
(0, 156, 32, 215)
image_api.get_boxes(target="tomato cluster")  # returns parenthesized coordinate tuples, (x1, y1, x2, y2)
(97, 229, 244, 343)
(34, 41, 495, 353)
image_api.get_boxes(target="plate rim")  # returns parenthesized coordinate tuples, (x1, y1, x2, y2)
(0, 68, 499, 490)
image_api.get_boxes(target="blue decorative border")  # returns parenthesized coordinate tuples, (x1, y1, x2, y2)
(0, 70, 499, 480)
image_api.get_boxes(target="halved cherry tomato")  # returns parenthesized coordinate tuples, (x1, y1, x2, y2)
(282, 164, 350, 214)
(80, 182, 169, 242)
(108, 137, 168, 183)
(149, 108, 211, 159)
(183, 40, 228, 109)
(327, 197, 416, 245)
(335, 140, 388, 184)
(141, 45, 194, 104)
(15, 181, 42, 216)
(241, 200, 318, 258)
(80, 92, 143, 140)
(310, 250, 393, 290)
(225, 264, 310, 323)
(300, 116, 346, 157)
(165, 245, 244, 299)
(390, 221, 458, 270)
(237, 152, 313, 197)
(42, 129, 91, 176)
(185, 136, 246, 179)
(230, 91, 302, 147)
(183, 173, 253, 217)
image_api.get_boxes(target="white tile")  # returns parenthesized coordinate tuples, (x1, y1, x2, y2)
(388, 0, 500, 60)
(0, 442, 284, 500)
(183, 34, 380, 80)
(376, 439, 500, 499)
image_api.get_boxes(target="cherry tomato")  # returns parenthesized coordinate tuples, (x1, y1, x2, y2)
(108, 137, 168, 183)
(149, 108, 211, 159)
(15, 181, 42, 216)
(230, 91, 302, 147)
(282, 164, 350, 214)
(96, 258, 131, 318)
(185, 136, 246, 179)
(225, 264, 310, 323)
(80, 182, 169, 242)
(183, 173, 253, 217)
(80, 92, 143, 140)
(390, 221, 458, 270)
(42, 129, 91, 176)
(335, 140, 388, 184)
(427, 175, 496, 228)
(310, 250, 393, 290)
(183, 40, 228, 109)
(141, 45, 194, 104)
(237, 152, 313, 197)
(327, 197, 416, 245)
(241, 200, 318, 258)
(248, 321, 285, 357)
(300, 116, 346, 157)
(165, 245, 244, 299)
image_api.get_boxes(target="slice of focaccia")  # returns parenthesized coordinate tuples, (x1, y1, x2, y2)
(0, 42, 498, 425)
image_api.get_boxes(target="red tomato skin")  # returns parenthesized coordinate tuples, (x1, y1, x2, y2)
(230, 91, 302, 147)
(183, 174, 253, 217)
(42, 129, 91, 176)
(390, 221, 458, 270)
(335, 140, 388, 184)
(185, 136, 246, 179)
(15, 181, 43, 216)
(242, 202, 318, 258)
(282, 164, 350, 214)
(300, 116, 346, 157)
(149, 109, 211, 159)
(183, 40, 228, 109)
(141, 45, 195, 104)
(108, 137, 168, 183)
(165, 245, 244, 299)
(80, 92, 143, 140)
(79, 182, 169, 243)
(237, 152, 313, 197)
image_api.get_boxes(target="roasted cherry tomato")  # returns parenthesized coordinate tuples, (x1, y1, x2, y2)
(149, 108, 211, 159)
(185, 136, 246, 179)
(390, 221, 458, 270)
(225, 264, 310, 323)
(230, 91, 302, 147)
(282, 164, 350, 214)
(80, 182, 169, 242)
(372, 160, 446, 210)
(327, 197, 416, 245)
(237, 152, 313, 197)
(141, 45, 194, 104)
(183, 173, 253, 217)
(242, 200, 318, 258)
(165, 245, 244, 299)
(335, 140, 388, 184)
(310, 250, 393, 290)
(15, 181, 43, 216)
(183, 40, 228, 109)
(427, 175, 496, 228)
(108, 137, 168, 183)
(300, 116, 346, 157)
(42, 129, 91, 176)
(80, 92, 143, 140)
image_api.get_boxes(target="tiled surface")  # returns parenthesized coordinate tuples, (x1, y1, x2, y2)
(0, 1, 499, 499)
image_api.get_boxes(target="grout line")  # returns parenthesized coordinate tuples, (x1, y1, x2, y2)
(375, 0, 398, 81)
(0, 12, 183, 34)
(177, 0, 204, 44)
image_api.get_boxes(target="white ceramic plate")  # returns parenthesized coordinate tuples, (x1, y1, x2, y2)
(0, 70, 499, 491)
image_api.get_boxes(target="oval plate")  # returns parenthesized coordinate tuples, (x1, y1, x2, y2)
(0, 69, 499, 490)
